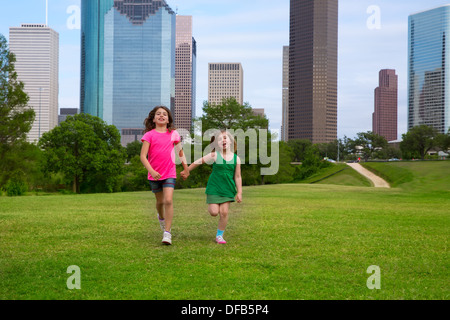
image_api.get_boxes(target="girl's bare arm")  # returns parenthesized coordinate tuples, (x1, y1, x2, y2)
(140, 141, 160, 180)
(234, 156, 242, 203)
(188, 152, 216, 172)
(175, 142, 189, 176)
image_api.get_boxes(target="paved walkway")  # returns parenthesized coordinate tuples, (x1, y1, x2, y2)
(346, 163, 390, 188)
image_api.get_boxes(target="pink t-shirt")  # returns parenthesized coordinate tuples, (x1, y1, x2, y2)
(141, 129, 181, 181)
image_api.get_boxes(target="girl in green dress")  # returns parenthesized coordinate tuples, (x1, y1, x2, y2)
(182, 130, 242, 244)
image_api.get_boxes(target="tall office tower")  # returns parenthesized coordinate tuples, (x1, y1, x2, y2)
(408, 5, 450, 134)
(9, 24, 59, 143)
(281, 46, 289, 141)
(175, 15, 196, 133)
(208, 63, 244, 106)
(80, 0, 176, 145)
(288, 0, 338, 143)
(372, 69, 398, 142)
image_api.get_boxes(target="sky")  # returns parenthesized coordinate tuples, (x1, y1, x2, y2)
(1, 0, 450, 140)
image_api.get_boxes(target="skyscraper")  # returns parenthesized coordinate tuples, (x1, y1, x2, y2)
(9, 24, 59, 143)
(80, 0, 176, 144)
(175, 15, 196, 133)
(281, 46, 289, 141)
(373, 69, 398, 142)
(408, 5, 450, 134)
(288, 0, 338, 143)
(208, 63, 244, 106)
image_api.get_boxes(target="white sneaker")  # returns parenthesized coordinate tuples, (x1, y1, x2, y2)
(216, 235, 227, 244)
(157, 215, 165, 231)
(162, 231, 172, 245)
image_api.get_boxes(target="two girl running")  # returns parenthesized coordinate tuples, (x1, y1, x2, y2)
(140, 106, 242, 245)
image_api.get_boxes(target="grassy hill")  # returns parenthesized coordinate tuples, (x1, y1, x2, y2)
(1, 162, 448, 300)
(299, 163, 372, 187)
(299, 160, 450, 191)
(362, 161, 450, 192)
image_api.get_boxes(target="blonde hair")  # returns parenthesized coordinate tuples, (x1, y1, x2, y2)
(210, 129, 237, 153)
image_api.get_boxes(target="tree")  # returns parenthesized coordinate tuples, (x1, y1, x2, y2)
(122, 155, 149, 192)
(349, 131, 388, 161)
(293, 145, 331, 181)
(316, 139, 347, 161)
(39, 113, 127, 193)
(0, 34, 36, 188)
(287, 139, 312, 162)
(196, 97, 268, 132)
(435, 129, 450, 153)
(264, 141, 295, 184)
(2, 141, 45, 190)
(400, 125, 438, 160)
(125, 140, 143, 162)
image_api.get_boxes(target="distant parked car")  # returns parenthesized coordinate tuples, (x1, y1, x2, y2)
(388, 158, 400, 161)
(326, 159, 336, 163)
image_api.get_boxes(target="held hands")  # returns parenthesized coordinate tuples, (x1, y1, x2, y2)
(180, 170, 190, 181)
(236, 193, 242, 203)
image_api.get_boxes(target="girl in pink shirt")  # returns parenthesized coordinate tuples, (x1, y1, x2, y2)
(140, 106, 189, 245)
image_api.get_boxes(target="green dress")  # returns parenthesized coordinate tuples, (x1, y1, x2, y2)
(205, 152, 237, 204)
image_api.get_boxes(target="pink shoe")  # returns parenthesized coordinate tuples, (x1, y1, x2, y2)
(216, 235, 227, 244)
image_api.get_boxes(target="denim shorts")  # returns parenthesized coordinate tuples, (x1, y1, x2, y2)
(148, 178, 176, 193)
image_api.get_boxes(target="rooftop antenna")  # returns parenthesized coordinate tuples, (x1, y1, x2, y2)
(176, 5, 178, 15)
(45, 0, 48, 26)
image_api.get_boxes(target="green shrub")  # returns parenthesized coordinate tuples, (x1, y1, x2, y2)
(294, 147, 332, 181)
(5, 177, 28, 196)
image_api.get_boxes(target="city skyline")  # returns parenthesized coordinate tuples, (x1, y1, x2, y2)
(1, 0, 450, 140)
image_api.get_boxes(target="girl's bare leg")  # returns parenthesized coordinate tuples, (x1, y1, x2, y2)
(208, 204, 220, 217)
(162, 187, 174, 232)
(218, 202, 230, 231)
(155, 191, 164, 220)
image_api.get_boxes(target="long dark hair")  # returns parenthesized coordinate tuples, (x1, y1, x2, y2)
(143, 106, 176, 133)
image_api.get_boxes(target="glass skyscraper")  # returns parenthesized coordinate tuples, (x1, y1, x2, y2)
(408, 5, 450, 134)
(80, 0, 176, 142)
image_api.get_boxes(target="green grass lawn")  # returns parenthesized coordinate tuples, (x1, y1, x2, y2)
(0, 162, 449, 300)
